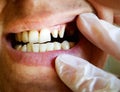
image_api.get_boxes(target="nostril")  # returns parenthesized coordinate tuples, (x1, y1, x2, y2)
(65, 21, 82, 42)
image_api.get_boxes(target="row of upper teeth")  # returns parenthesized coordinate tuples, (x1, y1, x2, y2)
(15, 41, 75, 52)
(16, 25, 66, 43)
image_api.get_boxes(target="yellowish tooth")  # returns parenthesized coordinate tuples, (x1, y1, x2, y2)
(59, 25, 65, 38)
(39, 44, 47, 52)
(15, 45, 22, 51)
(51, 29, 58, 38)
(32, 44, 40, 52)
(29, 30, 39, 43)
(54, 42, 61, 50)
(61, 40, 70, 50)
(46, 43, 54, 51)
(39, 28, 51, 43)
(27, 43, 32, 52)
(22, 31, 29, 43)
(21, 45, 27, 52)
(16, 33, 22, 42)
(69, 42, 75, 48)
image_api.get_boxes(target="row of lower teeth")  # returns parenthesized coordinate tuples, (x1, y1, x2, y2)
(15, 41, 75, 52)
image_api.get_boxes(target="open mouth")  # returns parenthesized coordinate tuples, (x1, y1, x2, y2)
(6, 21, 81, 53)
(4, 20, 88, 66)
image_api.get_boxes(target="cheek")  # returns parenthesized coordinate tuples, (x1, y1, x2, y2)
(0, 0, 6, 13)
(0, 21, 4, 50)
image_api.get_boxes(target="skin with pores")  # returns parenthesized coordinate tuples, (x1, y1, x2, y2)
(0, 0, 120, 92)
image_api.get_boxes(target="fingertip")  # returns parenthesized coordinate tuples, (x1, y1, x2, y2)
(77, 13, 98, 22)
(55, 54, 78, 90)
(77, 13, 100, 32)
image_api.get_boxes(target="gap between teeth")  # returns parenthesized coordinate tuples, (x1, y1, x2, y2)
(15, 41, 75, 52)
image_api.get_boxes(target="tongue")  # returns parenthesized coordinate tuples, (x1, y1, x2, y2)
(77, 13, 120, 60)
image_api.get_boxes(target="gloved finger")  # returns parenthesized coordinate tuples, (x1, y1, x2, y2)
(55, 54, 120, 92)
(77, 13, 120, 60)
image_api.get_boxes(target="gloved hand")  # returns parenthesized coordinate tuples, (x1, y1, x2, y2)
(55, 54, 120, 92)
(55, 13, 120, 92)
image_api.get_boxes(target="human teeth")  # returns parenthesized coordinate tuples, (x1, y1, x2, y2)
(27, 43, 32, 52)
(29, 30, 39, 43)
(21, 45, 27, 52)
(59, 25, 65, 38)
(16, 33, 22, 42)
(14, 24, 77, 52)
(22, 31, 29, 43)
(54, 42, 61, 50)
(15, 41, 75, 52)
(39, 28, 51, 43)
(61, 41, 70, 50)
(69, 42, 75, 48)
(32, 44, 39, 52)
(51, 29, 58, 38)
(39, 44, 47, 52)
(15, 45, 22, 51)
(46, 43, 54, 51)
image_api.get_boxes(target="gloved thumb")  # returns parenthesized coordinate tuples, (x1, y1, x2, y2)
(55, 54, 120, 92)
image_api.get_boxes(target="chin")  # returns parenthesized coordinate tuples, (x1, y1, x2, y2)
(0, 19, 107, 92)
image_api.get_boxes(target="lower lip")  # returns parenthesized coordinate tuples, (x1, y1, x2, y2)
(3, 38, 85, 68)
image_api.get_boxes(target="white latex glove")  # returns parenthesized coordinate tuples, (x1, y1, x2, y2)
(55, 13, 120, 92)
(77, 13, 120, 60)
(55, 54, 120, 92)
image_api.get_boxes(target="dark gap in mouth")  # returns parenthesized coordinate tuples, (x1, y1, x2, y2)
(6, 21, 82, 49)
(51, 21, 81, 42)
(6, 34, 24, 48)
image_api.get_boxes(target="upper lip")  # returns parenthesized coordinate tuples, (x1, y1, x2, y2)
(3, 15, 77, 35)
